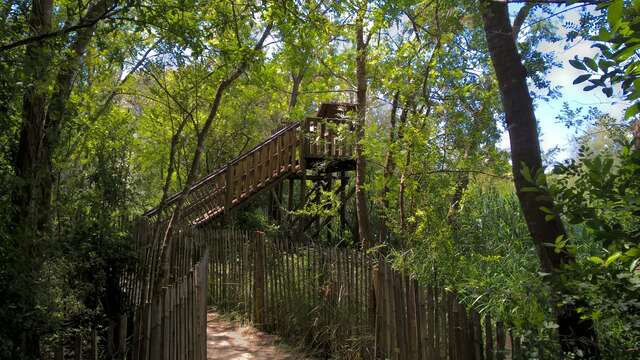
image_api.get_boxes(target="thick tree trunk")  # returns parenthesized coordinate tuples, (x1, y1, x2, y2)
(12, 2, 54, 355)
(13, 0, 54, 235)
(12, 1, 107, 356)
(14, 0, 108, 232)
(355, 9, 373, 250)
(480, 1, 598, 356)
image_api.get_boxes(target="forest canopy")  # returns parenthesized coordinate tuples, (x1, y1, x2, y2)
(0, 0, 638, 358)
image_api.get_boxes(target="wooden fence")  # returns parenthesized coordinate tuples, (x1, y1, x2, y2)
(209, 229, 525, 360)
(46, 222, 210, 360)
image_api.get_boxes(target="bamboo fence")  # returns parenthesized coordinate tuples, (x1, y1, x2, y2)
(209, 228, 524, 360)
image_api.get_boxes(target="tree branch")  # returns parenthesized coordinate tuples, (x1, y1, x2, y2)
(512, 3, 534, 39)
(425, 169, 512, 180)
(0, 2, 121, 52)
(505, 0, 604, 3)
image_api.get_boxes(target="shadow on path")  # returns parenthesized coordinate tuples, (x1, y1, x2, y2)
(207, 312, 309, 360)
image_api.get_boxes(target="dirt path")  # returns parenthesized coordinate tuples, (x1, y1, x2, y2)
(207, 312, 309, 360)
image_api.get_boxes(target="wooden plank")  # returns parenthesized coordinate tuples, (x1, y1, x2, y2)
(118, 314, 127, 359)
(188, 271, 194, 360)
(496, 321, 506, 360)
(485, 314, 494, 360)
(254, 232, 265, 327)
(407, 275, 419, 360)
(150, 289, 162, 360)
(510, 328, 520, 360)
(224, 167, 233, 222)
(74, 334, 82, 360)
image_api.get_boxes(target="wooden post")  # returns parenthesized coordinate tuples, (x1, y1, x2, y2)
(224, 166, 233, 223)
(407, 275, 419, 360)
(54, 337, 63, 360)
(511, 328, 520, 360)
(485, 314, 494, 360)
(496, 321, 506, 360)
(201, 252, 209, 360)
(473, 311, 484, 360)
(140, 302, 151, 360)
(254, 232, 266, 327)
(91, 325, 98, 360)
(107, 322, 116, 358)
(74, 334, 82, 360)
(162, 287, 170, 360)
(447, 293, 456, 360)
(118, 314, 127, 359)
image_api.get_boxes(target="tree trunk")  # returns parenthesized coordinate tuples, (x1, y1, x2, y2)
(379, 91, 399, 244)
(480, 1, 599, 356)
(155, 23, 273, 292)
(12, 0, 108, 356)
(13, 0, 54, 235)
(355, 7, 373, 250)
(288, 67, 305, 111)
(447, 146, 471, 227)
(14, 0, 108, 232)
(397, 105, 411, 234)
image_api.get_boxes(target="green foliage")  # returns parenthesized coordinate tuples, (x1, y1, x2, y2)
(551, 137, 640, 355)
(570, 0, 640, 119)
(2, 0, 639, 356)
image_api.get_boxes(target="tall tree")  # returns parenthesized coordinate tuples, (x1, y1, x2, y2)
(354, 1, 373, 249)
(11, 0, 117, 355)
(480, 0, 599, 356)
(155, 20, 274, 291)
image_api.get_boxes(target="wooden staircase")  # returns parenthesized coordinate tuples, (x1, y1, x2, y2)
(144, 103, 356, 226)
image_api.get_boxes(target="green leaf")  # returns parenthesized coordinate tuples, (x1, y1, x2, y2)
(597, 27, 612, 41)
(605, 252, 622, 267)
(539, 206, 553, 214)
(608, 0, 623, 30)
(625, 104, 640, 119)
(584, 57, 598, 72)
(573, 74, 591, 84)
(544, 214, 555, 222)
(625, 247, 640, 257)
(569, 59, 587, 71)
(520, 163, 534, 183)
(588, 256, 605, 265)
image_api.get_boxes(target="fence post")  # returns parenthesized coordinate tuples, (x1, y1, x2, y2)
(224, 166, 234, 223)
(472, 311, 484, 360)
(91, 326, 98, 360)
(55, 337, 63, 360)
(74, 334, 82, 360)
(496, 321, 506, 360)
(485, 314, 494, 360)
(203, 253, 209, 360)
(150, 289, 162, 360)
(118, 314, 127, 359)
(140, 302, 151, 360)
(253, 232, 266, 327)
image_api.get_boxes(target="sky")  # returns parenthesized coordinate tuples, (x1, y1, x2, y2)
(500, 5, 628, 163)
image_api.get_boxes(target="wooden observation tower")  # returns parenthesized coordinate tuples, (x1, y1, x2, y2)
(144, 102, 358, 243)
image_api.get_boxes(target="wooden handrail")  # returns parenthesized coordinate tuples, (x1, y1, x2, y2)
(143, 116, 354, 222)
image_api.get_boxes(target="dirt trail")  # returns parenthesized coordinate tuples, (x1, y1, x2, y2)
(207, 312, 309, 360)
